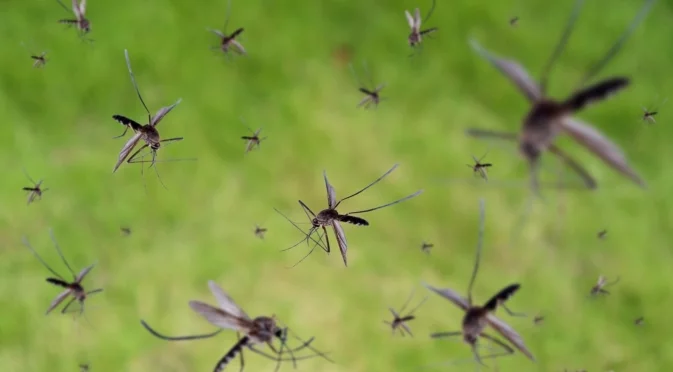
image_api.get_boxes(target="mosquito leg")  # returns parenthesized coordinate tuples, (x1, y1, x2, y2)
(502, 304, 527, 317)
(476, 334, 515, 362)
(430, 331, 462, 339)
(61, 296, 78, 315)
(140, 320, 223, 341)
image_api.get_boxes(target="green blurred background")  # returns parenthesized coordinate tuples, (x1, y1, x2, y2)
(2, 0, 673, 371)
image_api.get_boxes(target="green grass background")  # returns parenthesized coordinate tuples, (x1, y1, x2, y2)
(2, 0, 673, 371)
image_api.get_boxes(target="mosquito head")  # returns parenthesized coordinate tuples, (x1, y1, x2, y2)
(310, 217, 320, 228)
(80, 19, 91, 33)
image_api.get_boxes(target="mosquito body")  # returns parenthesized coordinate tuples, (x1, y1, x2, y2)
(254, 225, 267, 239)
(22, 171, 48, 205)
(421, 241, 433, 254)
(120, 227, 131, 236)
(350, 62, 386, 109)
(590, 275, 620, 296)
(384, 289, 428, 337)
(240, 120, 266, 153)
(466, 0, 655, 191)
(112, 50, 186, 186)
(468, 153, 492, 181)
(424, 199, 534, 367)
(209, 0, 246, 56)
(22, 230, 102, 316)
(405, 0, 438, 48)
(277, 164, 422, 267)
(56, 0, 91, 36)
(140, 280, 331, 372)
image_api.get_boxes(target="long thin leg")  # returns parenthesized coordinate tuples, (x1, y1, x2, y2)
(334, 164, 399, 208)
(501, 304, 527, 317)
(467, 198, 486, 305)
(22, 237, 64, 280)
(422, 0, 437, 24)
(288, 229, 327, 268)
(49, 229, 76, 279)
(273, 208, 327, 252)
(140, 320, 223, 341)
(123, 49, 151, 123)
(346, 189, 423, 215)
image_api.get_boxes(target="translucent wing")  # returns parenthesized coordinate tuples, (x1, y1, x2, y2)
(75, 264, 95, 283)
(151, 98, 182, 127)
(207, 280, 251, 320)
(423, 283, 469, 311)
(560, 117, 645, 187)
(469, 39, 542, 103)
(323, 171, 337, 209)
(230, 39, 247, 55)
(405, 10, 415, 29)
(79, 0, 86, 16)
(414, 8, 422, 29)
(486, 313, 536, 361)
(332, 221, 348, 267)
(46, 289, 72, 315)
(188, 301, 249, 331)
(209, 29, 225, 38)
(113, 132, 142, 172)
(71, 0, 80, 18)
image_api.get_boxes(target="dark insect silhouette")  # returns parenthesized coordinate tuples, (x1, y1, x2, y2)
(424, 199, 534, 367)
(383, 289, 428, 337)
(140, 280, 332, 372)
(421, 241, 433, 255)
(641, 97, 667, 124)
(533, 314, 544, 326)
(21, 42, 48, 68)
(55, 0, 91, 37)
(349, 61, 386, 109)
(597, 229, 607, 239)
(590, 275, 620, 296)
(79, 364, 90, 372)
(467, 152, 492, 181)
(466, 0, 655, 192)
(240, 119, 266, 153)
(22, 170, 48, 205)
(22, 230, 102, 316)
(405, 0, 438, 48)
(634, 316, 644, 326)
(209, 0, 246, 57)
(254, 225, 267, 239)
(510, 16, 520, 26)
(120, 227, 131, 236)
(276, 164, 423, 267)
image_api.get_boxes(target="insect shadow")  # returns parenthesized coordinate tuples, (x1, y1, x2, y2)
(22, 229, 102, 316)
(240, 118, 266, 153)
(22, 169, 48, 205)
(275, 164, 423, 267)
(589, 275, 620, 297)
(140, 280, 332, 372)
(405, 0, 438, 54)
(466, 0, 655, 193)
(423, 198, 535, 368)
(384, 288, 428, 337)
(55, 0, 93, 42)
(208, 0, 246, 59)
(349, 61, 386, 109)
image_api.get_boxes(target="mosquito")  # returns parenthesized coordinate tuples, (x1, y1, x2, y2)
(254, 225, 267, 239)
(597, 229, 607, 239)
(209, 0, 246, 57)
(120, 227, 131, 236)
(467, 152, 492, 181)
(466, 0, 654, 192)
(510, 16, 520, 27)
(22, 170, 48, 205)
(112, 49, 187, 188)
(384, 289, 428, 337)
(421, 241, 434, 254)
(55, 0, 91, 37)
(79, 364, 90, 372)
(634, 316, 644, 326)
(641, 97, 667, 124)
(590, 275, 620, 296)
(22, 230, 102, 316)
(240, 119, 266, 153)
(532, 314, 544, 326)
(349, 61, 386, 109)
(405, 0, 438, 48)
(277, 164, 423, 267)
(424, 199, 535, 367)
(140, 280, 332, 372)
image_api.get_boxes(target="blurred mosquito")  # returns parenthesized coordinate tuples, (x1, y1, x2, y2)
(120, 227, 131, 236)
(533, 314, 544, 326)
(112, 50, 189, 188)
(140, 280, 332, 372)
(468, 152, 492, 181)
(22, 170, 48, 205)
(55, 0, 92, 39)
(22, 230, 102, 316)
(276, 164, 423, 267)
(634, 316, 644, 326)
(590, 275, 620, 296)
(421, 241, 433, 254)
(349, 61, 386, 109)
(405, 0, 438, 48)
(510, 16, 519, 26)
(240, 119, 266, 153)
(79, 364, 90, 372)
(597, 229, 607, 239)
(21, 42, 48, 68)
(384, 289, 428, 337)
(641, 97, 667, 124)
(424, 199, 535, 367)
(466, 0, 655, 192)
(254, 225, 267, 239)
(209, 0, 246, 57)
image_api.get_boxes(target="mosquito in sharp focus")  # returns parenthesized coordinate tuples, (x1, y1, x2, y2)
(55, 0, 91, 38)
(384, 288, 428, 337)
(112, 49, 188, 188)
(209, 0, 246, 58)
(240, 118, 266, 153)
(254, 225, 267, 239)
(349, 61, 386, 109)
(22, 170, 48, 205)
(22, 230, 102, 316)
(590, 275, 620, 296)
(405, 0, 438, 48)
(641, 97, 667, 124)
(466, 0, 655, 192)
(276, 164, 423, 267)
(467, 152, 492, 181)
(424, 199, 534, 367)
(140, 280, 332, 372)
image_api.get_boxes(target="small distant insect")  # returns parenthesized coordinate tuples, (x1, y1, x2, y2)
(22, 170, 48, 205)
(55, 0, 91, 37)
(21, 42, 48, 68)
(421, 241, 433, 254)
(424, 199, 535, 367)
(349, 61, 386, 109)
(79, 364, 90, 372)
(22, 230, 102, 316)
(533, 314, 544, 326)
(120, 227, 131, 236)
(254, 225, 267, 239)
(467, 152, 493, 181)
(209, 0, 246, 57)
(466, 0, 655, 192)
(510, 16, 520, 26)
(590, 275, 620, 296)
(383, 289, 428, 337)
(240, 118, 266, 153)
(597, 229, 608, 239)
(276, 164, 423, 267)
(641, 97, 667, 124)
(634, 316, 644, 326)
(141, 280, 331, 372)
(404, 0, 438, 48)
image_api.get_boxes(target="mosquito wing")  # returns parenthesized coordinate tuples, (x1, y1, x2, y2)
(188, 300, 250, 332)
(405, 10, 415, 30)
(486, 313, 536, 361)
(207, 280, 251, 321)
(422, 283, 470, 311)
(560, 117, 645, 187)
(46, 289, 72, 315)
(71, 0, 82, 19)
(78, 0, 86, 17)
(332, 221, 348, 267)
(75, 264, 96, 283)
(151, 98, 182, 127)
(414, 8, 422, 29)
(230, 39, 247, 55)
(323, 171, 337, 209)
(469, 39, 542, 103)
(113, 132, 142, 172)
(209, 28, 225, 38)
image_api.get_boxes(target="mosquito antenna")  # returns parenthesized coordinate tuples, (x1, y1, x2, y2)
(22, 237, 65, 280)
(223, 0, 232, 33)
(273, 209, 326, 252)
(140, 320, 223, 341)
(539, 0, 586, 94)
(334, 164, 400, 208)
(346, 189, 423, 215)
(576, 0, 656, 89)
(48, 229, 77, 279)
(466, 198, 485, 306)
(123, 49, 151, 123)
(422, 0, 437, 24)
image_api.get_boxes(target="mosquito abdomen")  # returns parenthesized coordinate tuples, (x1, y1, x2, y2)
(483, 283, 521, 311)
(213, 336, 250, 372)
(562, 77, 630, 112)
(339, 215, 369, 226)
(46, 278, 69, 287)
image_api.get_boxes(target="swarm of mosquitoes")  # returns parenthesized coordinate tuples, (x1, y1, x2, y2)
(18, 0, 659, 370)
